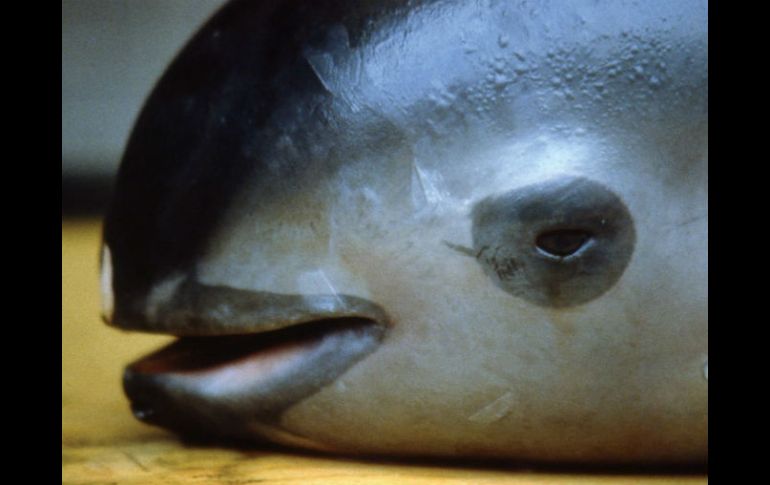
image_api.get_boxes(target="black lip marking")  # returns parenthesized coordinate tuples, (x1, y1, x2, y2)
(471, 176, 636, 308)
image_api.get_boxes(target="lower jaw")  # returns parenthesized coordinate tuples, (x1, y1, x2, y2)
(123, 317, 385, 439)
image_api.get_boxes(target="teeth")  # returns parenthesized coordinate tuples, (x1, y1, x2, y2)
(99, 244, 114, 323)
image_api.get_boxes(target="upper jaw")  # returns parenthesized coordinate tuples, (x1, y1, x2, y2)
(104, 277, 390, 337)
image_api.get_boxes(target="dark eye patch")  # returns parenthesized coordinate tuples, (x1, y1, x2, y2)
(470, 176, 635, 308)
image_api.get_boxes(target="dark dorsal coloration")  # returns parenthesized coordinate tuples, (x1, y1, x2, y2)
(104, 0, 412, 325)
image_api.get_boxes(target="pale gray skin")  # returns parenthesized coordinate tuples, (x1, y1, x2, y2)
(102, 0, 707, 465)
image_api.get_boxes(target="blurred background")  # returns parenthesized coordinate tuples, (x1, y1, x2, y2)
(62, 0, 227, 216)
(62, 2, 230, 480)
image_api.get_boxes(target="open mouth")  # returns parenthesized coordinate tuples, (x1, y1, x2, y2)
(128, 317, 383, 376)
(115, 282, 389, 439)
(124, 316, 385, 439)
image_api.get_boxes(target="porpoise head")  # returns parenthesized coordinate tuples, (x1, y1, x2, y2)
(101, 0, 707, 465)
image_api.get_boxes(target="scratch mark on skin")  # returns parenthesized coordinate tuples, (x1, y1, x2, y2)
(411, 158, 446, 208)
(679, 214, 707, 227)
(145, 273, 186, 322)
(468, 391, 515, 424)
(317, 269, 344, 306)
(486, 247, 521, 282)
(121, 450, 149, 472)
(665, 214, 707, 233)
(443, 240, 476, 257)
(412, 158, 429, 208)
(444, 242, 521, 280)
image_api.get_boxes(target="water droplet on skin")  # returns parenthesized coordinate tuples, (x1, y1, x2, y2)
(493, 73, 510, 88)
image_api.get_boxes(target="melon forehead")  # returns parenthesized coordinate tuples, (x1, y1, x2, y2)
(225, 0, 706, 209)
(196, 0, 707, 299)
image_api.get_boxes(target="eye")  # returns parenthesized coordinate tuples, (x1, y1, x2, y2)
(535, 229, 592, 257)
(470, 176, 635, 308)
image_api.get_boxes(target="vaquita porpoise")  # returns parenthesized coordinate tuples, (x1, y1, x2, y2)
(101, 0, 707, 465)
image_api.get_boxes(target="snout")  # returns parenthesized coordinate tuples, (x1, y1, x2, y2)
(109, 275, 389, 441)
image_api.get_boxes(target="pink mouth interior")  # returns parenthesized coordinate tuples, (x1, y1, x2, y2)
(129, 317, 379, 378)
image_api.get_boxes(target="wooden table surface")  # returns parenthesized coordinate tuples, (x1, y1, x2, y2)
(62, 219, 707, 484)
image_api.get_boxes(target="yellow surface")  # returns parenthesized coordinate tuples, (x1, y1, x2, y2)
(62, 219, 706, 484)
